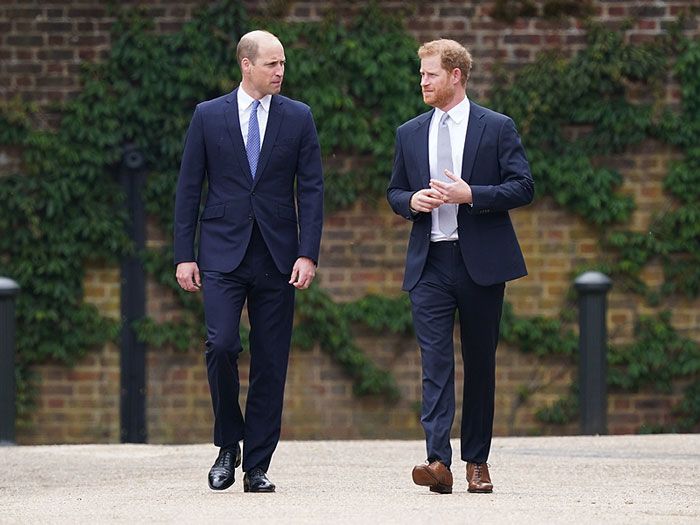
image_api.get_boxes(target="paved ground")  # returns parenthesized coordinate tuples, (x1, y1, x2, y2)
(1, 434, 698, 524)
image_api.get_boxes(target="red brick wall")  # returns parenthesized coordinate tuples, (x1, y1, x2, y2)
(4, 1, 699, 443)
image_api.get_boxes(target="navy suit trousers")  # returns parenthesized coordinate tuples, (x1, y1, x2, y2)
(202, 223, 295, 472)
(409, 241, 504, 467)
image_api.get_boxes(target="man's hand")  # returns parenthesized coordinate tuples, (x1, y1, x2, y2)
(176, 262, 201, 292)
(289, 256, 316, 289)
(430, 169, 473, 205)
(410, 188, 447, 213)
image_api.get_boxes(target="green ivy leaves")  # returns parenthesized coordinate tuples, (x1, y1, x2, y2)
(1, 1, 698, 432)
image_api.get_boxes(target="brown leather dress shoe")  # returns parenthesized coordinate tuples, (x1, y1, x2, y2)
(467, 462, 493, 493)
(412, 461, 453, 494)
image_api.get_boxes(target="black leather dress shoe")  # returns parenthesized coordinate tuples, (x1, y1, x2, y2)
(243, 467, 276, 493)
(208, 445, 241, 491)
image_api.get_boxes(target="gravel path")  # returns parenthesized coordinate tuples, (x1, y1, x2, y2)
(1, 434, 698, 524)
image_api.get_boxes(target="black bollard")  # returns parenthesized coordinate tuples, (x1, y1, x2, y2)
(119, 144, 147, 443)
(0, 277, 20, 445)
(574, 271, 612, 435)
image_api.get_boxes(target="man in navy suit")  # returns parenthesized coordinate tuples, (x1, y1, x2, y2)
(174, 30, 323, 493)
(387, 39, 534, 494)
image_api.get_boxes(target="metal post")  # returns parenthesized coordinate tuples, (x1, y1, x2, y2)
(119, 144, 147, 443)
(574, 271, 612, 435)
(0, 277, 20, 445)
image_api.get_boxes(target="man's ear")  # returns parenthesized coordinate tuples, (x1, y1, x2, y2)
(452, 68, 462, 85)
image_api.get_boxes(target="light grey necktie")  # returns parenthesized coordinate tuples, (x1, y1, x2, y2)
(436, 113, 458, 236)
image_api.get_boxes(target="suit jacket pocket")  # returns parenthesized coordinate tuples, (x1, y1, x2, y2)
(277, 203, 297, 222)
(200, 204, 225, 221)
(273, 136, 298, 153)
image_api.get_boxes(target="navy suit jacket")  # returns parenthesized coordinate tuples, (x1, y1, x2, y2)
(387, 101, 534, 291)
(174, 88, 324, 274)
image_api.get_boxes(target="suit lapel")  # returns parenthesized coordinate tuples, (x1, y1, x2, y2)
(252, 95, 284, 189)
(411, 110, 433, 187)
(463, 102, 486, 184)
(223, 88, 253, 182)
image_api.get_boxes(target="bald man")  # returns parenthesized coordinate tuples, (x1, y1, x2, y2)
(174, 30, 323, 493)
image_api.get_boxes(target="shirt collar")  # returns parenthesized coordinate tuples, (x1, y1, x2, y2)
(435, 96, 470, 124)
(238, 85, 271, 113)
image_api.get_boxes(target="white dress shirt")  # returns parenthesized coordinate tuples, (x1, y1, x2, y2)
(238, 86, 271, 149)
(428, 96, 470, 241)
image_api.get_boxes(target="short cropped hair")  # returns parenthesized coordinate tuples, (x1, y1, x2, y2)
(418, 39, 473, 87)
(236, 30, 277, 66)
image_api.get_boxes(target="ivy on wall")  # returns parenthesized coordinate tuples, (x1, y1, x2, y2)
(0, 1, 698, 431)
(0, 1, 424, 416)
(489, 22, 700, 429)
(608, 37, 700, 300)
(0, 58, 129, 420)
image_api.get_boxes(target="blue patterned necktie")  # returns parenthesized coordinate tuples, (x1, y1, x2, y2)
(247, 100, 261, 178)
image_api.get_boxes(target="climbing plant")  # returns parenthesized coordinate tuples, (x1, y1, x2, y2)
(0, 1, 698, 431)
(489, 21, 700, 429)
(0, 1, 424, 416)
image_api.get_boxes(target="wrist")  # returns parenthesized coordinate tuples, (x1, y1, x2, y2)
(409, 191, 420, 214)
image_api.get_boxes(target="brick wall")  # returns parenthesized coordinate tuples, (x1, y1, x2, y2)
(0, 1, 200, 106)
(3, 1, 699, 444)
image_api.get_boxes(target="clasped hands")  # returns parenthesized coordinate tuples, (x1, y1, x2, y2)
(410, 169, 472, 213)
